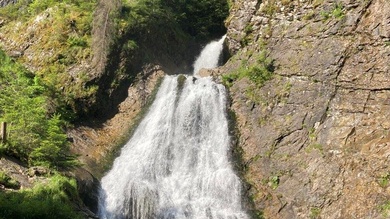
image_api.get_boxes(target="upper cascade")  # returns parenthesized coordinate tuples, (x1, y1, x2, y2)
(192, 35, 226, 76)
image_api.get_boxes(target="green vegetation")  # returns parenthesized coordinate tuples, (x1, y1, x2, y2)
(310, 207, 321, 219)
(114, 0, 229, 47)
(222, 51, 274, 88)
(268, 175, 280, 190)
(380, 200, 390, 218)
(0, 0, 95, 20)
(378, 173, 390, 187)
(240, 24, 254, 46)
(0, 174, 83, 219)
(0, 50, 77, 169)
(0, 0, 96, 118)
(321, 2, 345, 21)
(332, 3, 345, 19)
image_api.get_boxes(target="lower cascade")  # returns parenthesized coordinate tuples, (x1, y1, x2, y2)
(98, 36, 249, 219)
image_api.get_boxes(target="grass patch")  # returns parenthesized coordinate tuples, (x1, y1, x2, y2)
(0, 174, 83, 219)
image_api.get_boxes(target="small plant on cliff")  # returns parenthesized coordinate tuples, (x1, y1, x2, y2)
(332, 3, 345, 19)
(321, 2, 345, 21)
(378, 173, 390, 187)
(380, 201, 390, 218)
(310, 207, 321, 219)
(268, 175, 280, 190)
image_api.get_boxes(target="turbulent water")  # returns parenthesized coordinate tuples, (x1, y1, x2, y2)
(98, 35, 249, 219)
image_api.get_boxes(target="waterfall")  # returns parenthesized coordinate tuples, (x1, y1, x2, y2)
(98, 35, 249, 219)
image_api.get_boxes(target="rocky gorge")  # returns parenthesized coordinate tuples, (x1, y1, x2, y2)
(0, 0, 390, 218)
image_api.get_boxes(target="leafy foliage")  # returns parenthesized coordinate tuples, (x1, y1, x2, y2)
(0, 174, 83, 219)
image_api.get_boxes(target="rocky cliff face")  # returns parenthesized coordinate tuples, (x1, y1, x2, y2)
(221, 0, 390, 218)
(68, 66, 165, 177)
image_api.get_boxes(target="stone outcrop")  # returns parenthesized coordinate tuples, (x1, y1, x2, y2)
(68, 65, 165, 177)
(221, 0, 390, 218)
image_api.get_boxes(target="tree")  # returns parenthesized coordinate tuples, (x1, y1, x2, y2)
(30, 114, 69, 167)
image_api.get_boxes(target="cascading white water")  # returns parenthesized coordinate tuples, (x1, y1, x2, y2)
(192, 35, 226, 76)
(98, 35, 249, 219)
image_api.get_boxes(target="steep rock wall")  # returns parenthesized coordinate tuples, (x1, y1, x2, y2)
(222, 0, 390, 218)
